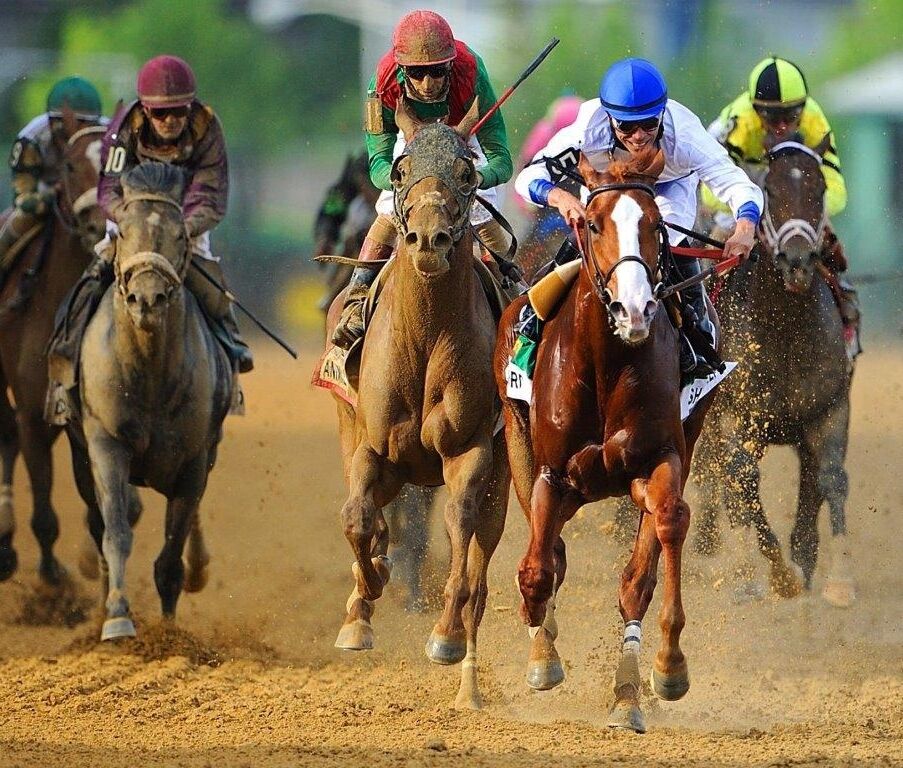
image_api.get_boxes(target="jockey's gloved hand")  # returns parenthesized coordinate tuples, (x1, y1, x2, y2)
(15, 190, 53, 216)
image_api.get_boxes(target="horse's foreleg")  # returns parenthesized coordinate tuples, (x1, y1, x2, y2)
(18, 410, 64, 585)
(86, 424, 135, 640)
(609, 481, 661, 734)
(426, 437, 492, 667)
(183, 512, 210, 594)
(455, 435, 509, 710)
(335, 443, 398, 651)
(804, 396, 855, 607)
(0, 379, 18, 580)
(646, 454, 691, 703)
(790, 444, 821, 589)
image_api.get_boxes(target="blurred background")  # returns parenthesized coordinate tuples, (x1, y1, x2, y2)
(1, 0, 900, 338)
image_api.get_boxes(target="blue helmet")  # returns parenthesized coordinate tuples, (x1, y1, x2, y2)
(599, 58, 668, 121)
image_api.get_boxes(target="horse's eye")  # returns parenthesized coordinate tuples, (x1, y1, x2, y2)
(588, 221, 599, 234)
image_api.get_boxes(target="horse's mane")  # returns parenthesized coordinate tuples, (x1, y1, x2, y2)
(122, 161, 185, 203)
(605, 147, 662, 183)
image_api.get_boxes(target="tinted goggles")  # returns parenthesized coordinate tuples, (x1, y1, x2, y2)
(148, 105, 190, 120)
(404, 63, 451, 81)
(611, 115, 662, 136)
(756, 106, 803, 125)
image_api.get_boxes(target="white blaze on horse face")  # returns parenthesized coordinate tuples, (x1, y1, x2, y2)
(609, 194, 657, 342)
(86, 140, 103, 173)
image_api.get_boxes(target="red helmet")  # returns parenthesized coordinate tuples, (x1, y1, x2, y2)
(392, 10, 455, 67)
(137, 55, 196, 109)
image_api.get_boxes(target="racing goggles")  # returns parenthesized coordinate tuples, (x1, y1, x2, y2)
(147, 105, 190, 120)
(404, 63, 451, 81)
(610, 114, 662, 136)
(756, 105, 804, 126)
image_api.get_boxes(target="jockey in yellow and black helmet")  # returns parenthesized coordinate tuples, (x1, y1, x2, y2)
(705, 57, 860, 363)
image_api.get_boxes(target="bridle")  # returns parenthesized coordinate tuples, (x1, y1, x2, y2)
(56, 125, 106, 236)
(115, 193, 189, 297)
(759, 141, 827, 256)
(390, 127, 476, 245)
(578, 182, 670, 315)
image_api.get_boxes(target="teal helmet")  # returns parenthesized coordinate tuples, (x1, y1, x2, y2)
(46, 76, 102, 119)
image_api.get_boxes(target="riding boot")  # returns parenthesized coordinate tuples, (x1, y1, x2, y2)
(184, 256, 254, 373)
(674, 255, 717, 379)
(331, 236, 393, 349)
(474, 218, 527, 295)
(820, 229, 860, 366)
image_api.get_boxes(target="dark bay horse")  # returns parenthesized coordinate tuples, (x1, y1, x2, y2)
(693, 139, 855, 606)
(0, 115, 107, 584)
(69, 162, 231, 640)
(495, 150, 717, 733)
(326, 104, 510, 709)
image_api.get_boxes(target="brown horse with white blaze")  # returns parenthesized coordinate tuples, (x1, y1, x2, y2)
(327, 102, 509, 709)
(495, 149, 718, 733)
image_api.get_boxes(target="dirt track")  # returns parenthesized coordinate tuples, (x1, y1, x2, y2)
(0, 333, 900, 767)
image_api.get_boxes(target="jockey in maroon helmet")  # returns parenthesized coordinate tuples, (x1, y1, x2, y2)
(47, 55, 250, 422)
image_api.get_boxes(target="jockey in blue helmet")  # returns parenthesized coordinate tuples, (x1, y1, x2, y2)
(516, 57, 762, 379)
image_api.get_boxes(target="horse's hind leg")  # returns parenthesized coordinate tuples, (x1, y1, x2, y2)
(335, 443, 399, 651)
(455, 433, 509, 710)
(18, 408, 64, 585)
(86, 424, 136, 640)
(183, 513, 210, 593)
(790, 444, 821, 590)
(387, 484, 434, 612)
(803, 396, 855, 607)
(0, 376, 19, 580)
(724, 439, 800, 598)
(426, 437, 493, 667)
(609, 487, 661, 734)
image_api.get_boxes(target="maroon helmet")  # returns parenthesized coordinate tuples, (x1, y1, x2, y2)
(137, 55, 196, 109)
(392, 10, 455, 67)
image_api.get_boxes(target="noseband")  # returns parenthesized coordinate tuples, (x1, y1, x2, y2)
(759, 142, 827, 255)
(116, 193, 189, 296)
(580, 182, 667, 313)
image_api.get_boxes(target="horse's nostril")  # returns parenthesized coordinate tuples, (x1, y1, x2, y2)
(609, 300, 627, 321)
(152, 293, 167, 308)
(126, 293, 138, 305)
(405, 232, 418, 247)
(644, 299, 658, 319)
(431, 231, 452, 252)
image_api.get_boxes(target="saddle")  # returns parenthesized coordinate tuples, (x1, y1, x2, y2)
(312, 254, 509, 407)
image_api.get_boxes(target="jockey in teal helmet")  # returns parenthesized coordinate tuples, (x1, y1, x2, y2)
(1, 76, 106, 262)
(516, 57, 762, 380)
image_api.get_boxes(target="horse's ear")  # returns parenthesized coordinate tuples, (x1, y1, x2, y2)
(642, 147, 665, 179)
(814, 132, 832, 158)
(395, 97, 425, 141)
(454, 97, 480, 138)
(390, 155, 411, 190)
(60, 103, 79, 140)
(577, 152, 603, 190)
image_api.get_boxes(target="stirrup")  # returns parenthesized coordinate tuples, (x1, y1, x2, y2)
(229, 372, 245, 416)
(332, 296, 366, 350)
(44, 382, 72, 426)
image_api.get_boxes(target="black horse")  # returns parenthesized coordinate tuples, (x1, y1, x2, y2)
(693, 139, 856, 607)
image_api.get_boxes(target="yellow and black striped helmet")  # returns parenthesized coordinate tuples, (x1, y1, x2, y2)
(748, 57, 808, 108)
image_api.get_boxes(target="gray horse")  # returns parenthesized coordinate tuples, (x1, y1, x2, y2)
(68, 162, 231, 640)
(693, 139, 855, 606)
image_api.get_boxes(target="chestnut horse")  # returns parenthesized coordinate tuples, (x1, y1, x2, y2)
(692, 139, 855, 606)
(495, 150, 717, 733)
(0, 115, 108, 585)
(327, 105, 509, 709)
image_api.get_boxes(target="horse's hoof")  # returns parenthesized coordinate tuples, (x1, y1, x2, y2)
(822, 577, 856, 608)
(425, 631, 466, 666)
(183, 565, 209, 594)
(770, 562, 803, 598)
(101, 616, 136, 641)
(453, 687, 483, 711)
(526, 658, 565, 691)
(608, 700, 646, 733)
(732, 578, 766, 604)
(651, 665, 690, 701)
(0, 545, 17, 581)
(334, 619, 373, 651)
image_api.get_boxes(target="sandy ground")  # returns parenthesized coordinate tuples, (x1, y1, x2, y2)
(0, 330, 900, 768)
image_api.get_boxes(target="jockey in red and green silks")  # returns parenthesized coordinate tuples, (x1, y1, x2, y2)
(332, 9, 514, 350)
